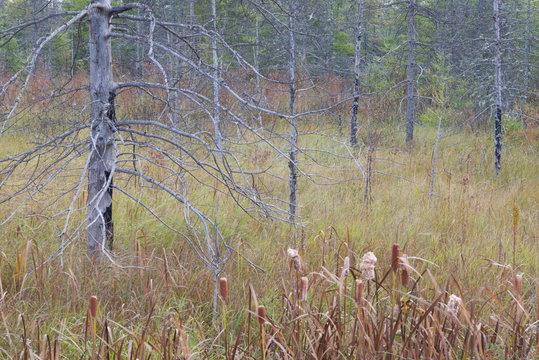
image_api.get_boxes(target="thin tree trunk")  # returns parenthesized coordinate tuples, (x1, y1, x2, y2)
(254, 11, 263, 126)
(406, 0, 415, 143)
(212, 0, 222, 150)
(87, 0, 116, 256)
(350, 0, 364, 146)
(430, 111, 443, 197)
(493, 0, 502, 176)
(135, 7, 142, 77)
(288, 0, 298, 228)
(450, 0, 456, 66)
(525, 0, 530, 87)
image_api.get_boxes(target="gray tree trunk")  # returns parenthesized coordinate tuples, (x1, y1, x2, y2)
(212, 0, 222, 150)
(406, 0, 415, 143)
(525, 0, 531, 87)
(288, 0, 298, 225)
(493, 0, 502, 176)
(87, 0, 116, 256)
(350, 0, 364, 146)
(135, 7, 142, 77)
(254, 11, 263, 126)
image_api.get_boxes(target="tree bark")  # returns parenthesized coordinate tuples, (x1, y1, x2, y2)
(406, 0, 415, 143)
(288, 0, 298, 226)
(525, 0, 531, 87)
(350, 0, 364, 146)
(212, 0, 223, 150)
(493, 0, 502, 176)
(87, 0, 116, 256)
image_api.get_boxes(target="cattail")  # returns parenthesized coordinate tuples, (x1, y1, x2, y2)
(257, 305, 266, 325)
(89, 296, 98, 318)
(287, 248, 302, 272)
(512, 205, 520, 230)
(399, 253, 411, 287)
(401, 267, 410, 287)
(219, 277, 228, 303)
(391, 243, 400, 273)
(513, 273, 523, 297)
(354, 279, 363, 306)
(360, 252, 377, 281)
(342, 256, 350, 278)
(446, 294, 462, 319)
(300, 276, 309, 301)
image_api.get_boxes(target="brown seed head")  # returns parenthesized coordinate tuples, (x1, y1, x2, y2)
(89, 296, 98, 318)
(354, 279, 363, 306)
(401, 267, 410, 287)
(300, 276, 309, 301)
(391, 244, 400, 273)
(513, 273, 523, 297)
(257, 305, 266, 325)
(219, 277, 228, 303)
(342, 256, 350, 278)
(359, 252, 377, 281)
(287, 248, 302, 272)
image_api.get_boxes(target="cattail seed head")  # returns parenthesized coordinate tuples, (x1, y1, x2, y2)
(89, 296, 98, 318)
(342, 256, 350, 278)
(257, 305, 266, 325)
(219, 277, 228, 303)
(287, 248, 302, 273)
(391, 244, 400, 273)
(513, 273, 523, 297)
(401, 267, 410, 287)
(354, 279, 363, 306)
(360, 252, 377, 281)
(300, 276, 309, 301)
(446, 294, 462, 319)
(512, 205, 520, 230)
(399, 253, 411, 287)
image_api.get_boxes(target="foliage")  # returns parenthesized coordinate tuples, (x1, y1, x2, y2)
(332, 31, 355, 57)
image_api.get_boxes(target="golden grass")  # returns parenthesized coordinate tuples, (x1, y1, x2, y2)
(0, 119, 537, 358)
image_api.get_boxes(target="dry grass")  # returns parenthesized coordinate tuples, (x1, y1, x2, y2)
(0, 73, 537, 358)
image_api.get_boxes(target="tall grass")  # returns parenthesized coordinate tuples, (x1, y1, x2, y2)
(0, 69, 537, 358)
(0, 121, 536, 358)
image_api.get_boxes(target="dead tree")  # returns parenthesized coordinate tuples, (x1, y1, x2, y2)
(350, 0, 364, 147)
(406, 0, 415, 143)
(493, 0, 502, 176)
(0, 2, 360, 290)
(87, 0, 117, 256)
(287, 0, 298, 229)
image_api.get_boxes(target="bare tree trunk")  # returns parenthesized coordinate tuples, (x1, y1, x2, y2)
(406, 0, 415, 143)
(254, 11, 263, 126)
(288, 0, 298, 227)
(87, 0, 116, 256)
(493, 0, 502, 176)
(135, 7, 142, 77)
(525, 0, 531, 87)
(212, 0, 222, 150)
(430, 111, 444, 197)
(350, 0, 364, 146)
(450, 0, 456, 66)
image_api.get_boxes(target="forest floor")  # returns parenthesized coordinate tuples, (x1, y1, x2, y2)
(0, 123, 537, 359)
